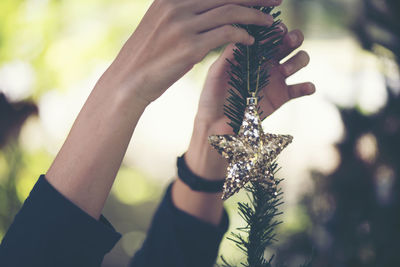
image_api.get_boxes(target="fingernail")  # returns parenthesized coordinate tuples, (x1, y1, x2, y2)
(278, 24, 285, 32)
(249, 36, 255, 45)
(306, 83, 316, 94)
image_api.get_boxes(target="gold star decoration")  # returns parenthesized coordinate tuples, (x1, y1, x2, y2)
(208, 97, 293, 200)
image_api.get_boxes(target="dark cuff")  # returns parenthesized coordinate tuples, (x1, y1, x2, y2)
(166, 182, 229, 267)
(130, 181, 229, 267)
(0, 175, 121, 267)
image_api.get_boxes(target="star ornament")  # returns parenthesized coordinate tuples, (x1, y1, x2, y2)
(208, 97, 293, 200)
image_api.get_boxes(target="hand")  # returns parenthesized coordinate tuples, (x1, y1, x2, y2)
(185, 26, 315, 180)
(96, 0, 283, 105)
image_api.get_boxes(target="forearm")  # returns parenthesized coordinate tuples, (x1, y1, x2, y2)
(45, 0, 281, 223)
(172, 119, 227, 226)
(46, 75, 148, 219)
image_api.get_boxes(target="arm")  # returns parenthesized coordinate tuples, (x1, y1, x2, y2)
(172, 27, 314, 226)
(1, 0, 282, 266)
(45, 0, 282, 219)
(131, 26, 315, 267)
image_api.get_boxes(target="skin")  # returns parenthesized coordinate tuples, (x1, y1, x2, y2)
(174, 27, 314, 225)
(45, 0, 314, 225)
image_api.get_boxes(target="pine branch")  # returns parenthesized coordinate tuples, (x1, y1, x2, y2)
(219, 5, 313, 267)
(224, 7, 282, 134)
(218, 163, 283, 267)
(218, 6, 284, 267)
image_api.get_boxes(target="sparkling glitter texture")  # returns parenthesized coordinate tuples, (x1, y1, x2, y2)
(208, 97, 293, 200)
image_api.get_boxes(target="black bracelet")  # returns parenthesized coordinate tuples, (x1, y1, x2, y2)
(176, 154, 225, 193)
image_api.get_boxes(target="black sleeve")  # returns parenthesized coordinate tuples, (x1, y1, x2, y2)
(130, 182, 229, 267)
(0, 175, 121, 267)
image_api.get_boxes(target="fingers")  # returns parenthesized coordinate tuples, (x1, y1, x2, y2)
(193, 5, 274, 33)
(192, 0, 282, 14)
(208, 44, 236, 76)
(260, 22, 287, 45)
(199, 25, 255, 50)
(280, 50, 310, 78)
(288, 82, 315, 99)
(276, 30, 304, 61)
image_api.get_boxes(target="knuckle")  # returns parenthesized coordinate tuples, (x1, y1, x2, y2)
(177, 1, 191, 11)
(221, 25, 236, 40)
(220, 5, 268, 25)
(254, 9, 268, 21)
(162, 3, 183, 21)
(221, 4, 237, 16)
(237, 28, 252, 43)
(162, 4, 188, 25)
(280, 64, 291, 77)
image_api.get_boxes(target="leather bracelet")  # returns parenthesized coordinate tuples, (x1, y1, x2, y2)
(176, 153, 225, 193)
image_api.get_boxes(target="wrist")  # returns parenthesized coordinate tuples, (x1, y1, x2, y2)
(185, 123, 227, 181)
(176, 154, 224, 193)
(96, 59, 154, 109)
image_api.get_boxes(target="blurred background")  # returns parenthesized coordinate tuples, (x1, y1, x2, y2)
(0, 0, 399, 266)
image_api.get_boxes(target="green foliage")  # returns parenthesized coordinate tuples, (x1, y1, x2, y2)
(220, 163, 283, 267)
(220, 5, 313, 267)
(220, 5, 311, 267)
(220, 5, 284, 266)
(0, 0, 148, 99)
(224, 7, 282, 134)
(220, 5, 283, 266)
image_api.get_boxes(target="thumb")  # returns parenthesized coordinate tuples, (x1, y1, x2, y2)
(197, 44, 237, 119)
(208, 44, 236, 79)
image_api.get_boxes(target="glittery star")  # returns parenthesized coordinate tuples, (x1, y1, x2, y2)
(208, 97, 293, 200)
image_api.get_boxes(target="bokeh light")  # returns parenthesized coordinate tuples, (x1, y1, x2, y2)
(1, 0, 397, 266)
